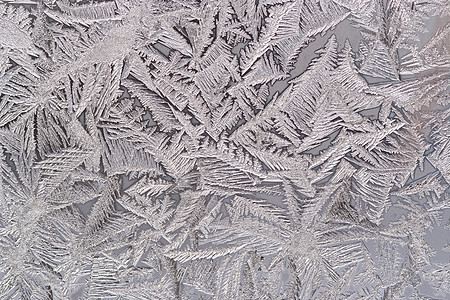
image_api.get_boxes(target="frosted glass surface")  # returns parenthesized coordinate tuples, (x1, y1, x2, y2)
(0, 0, 448, 299)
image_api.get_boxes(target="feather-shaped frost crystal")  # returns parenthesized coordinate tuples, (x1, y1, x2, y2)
(0, 0, 448, 299)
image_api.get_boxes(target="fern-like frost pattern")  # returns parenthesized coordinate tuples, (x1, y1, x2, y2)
(0, 0, 448, 299)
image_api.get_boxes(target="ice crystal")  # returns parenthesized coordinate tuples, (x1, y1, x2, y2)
(0, 0, 448, 299)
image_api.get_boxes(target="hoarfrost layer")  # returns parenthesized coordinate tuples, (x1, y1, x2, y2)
(0, 0, 449, 299)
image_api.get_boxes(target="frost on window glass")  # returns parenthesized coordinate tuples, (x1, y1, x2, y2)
(0, 0, 448, 299)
